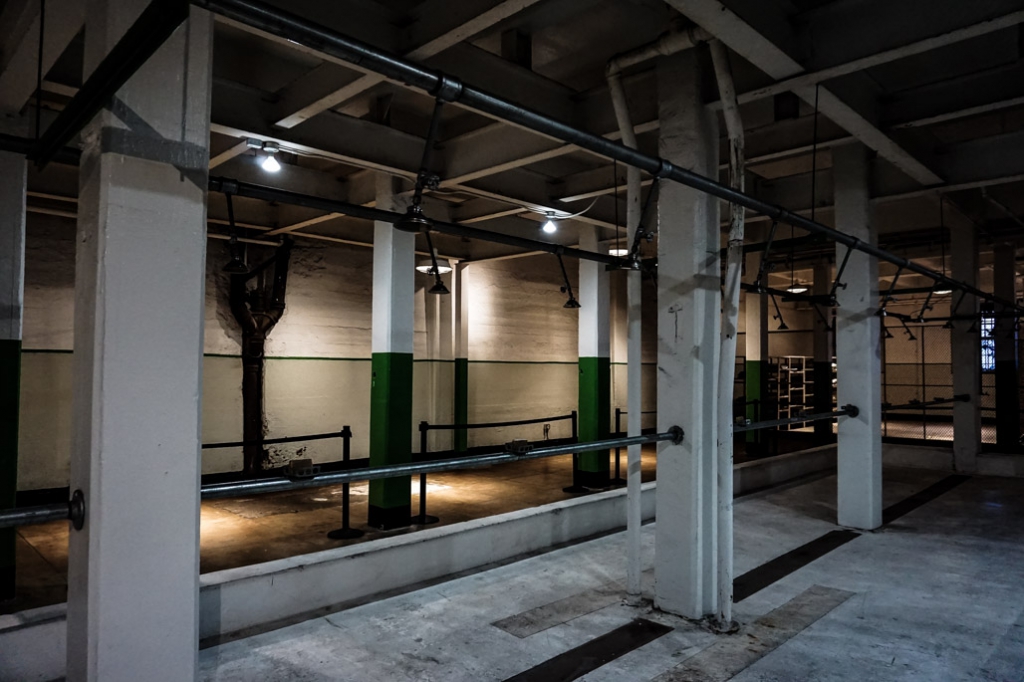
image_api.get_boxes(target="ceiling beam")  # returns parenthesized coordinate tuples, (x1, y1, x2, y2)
(0, 0, 84, 114)
(273, 0, 546, 128)
(664, 0, 944, 186)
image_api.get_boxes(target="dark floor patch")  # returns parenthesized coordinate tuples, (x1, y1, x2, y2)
(733, 530, 860, 603)
(503, 618, 672, 682)
(653, 585, 853, 681)
(882, 474, 971, 525)
(492, 586, 623, 638)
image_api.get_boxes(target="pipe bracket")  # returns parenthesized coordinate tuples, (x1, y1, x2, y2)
(69, 489, 86, 531)
(669, 425, 685, 444)
(431, 74, 464, 102)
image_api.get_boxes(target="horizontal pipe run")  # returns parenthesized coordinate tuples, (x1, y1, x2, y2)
(191, 0, 1022, 314)
(209, 177, 625, 267)
(882, 395, 970, 412)
(734, 406, 858, 433)
(200, 429, 683, 500)
(422, 413, 574, 431)
(202, 429, 350, 449)
(0, 430, 683, 528)
(0, 502, 70, 530)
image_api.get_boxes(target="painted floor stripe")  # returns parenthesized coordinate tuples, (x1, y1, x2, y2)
(492, 586, 624, 638)
(882, 474, 971, 524)
(653, 585, 854, 682)
(502, 618, 673, 682)
(733, 530, 860, 603)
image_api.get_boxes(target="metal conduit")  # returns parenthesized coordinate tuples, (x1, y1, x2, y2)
(192, 0, 1022, 314)
(733, 406, 859, 433)
(209, 178, 625, 267)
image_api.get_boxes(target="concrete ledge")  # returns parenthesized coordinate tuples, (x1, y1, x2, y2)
(0, 445, 846, 681)
(883, 443, 955, 472)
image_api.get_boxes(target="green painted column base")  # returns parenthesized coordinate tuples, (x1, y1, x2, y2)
(0, 339, 21, 601)
(368, 352, 413, 530)
(578, 356, 610, 488)
(454, 358, 469, 453)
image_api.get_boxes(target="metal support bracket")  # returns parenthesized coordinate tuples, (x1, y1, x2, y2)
(69, 489, 86, 531)
(753, 220, 779, 291)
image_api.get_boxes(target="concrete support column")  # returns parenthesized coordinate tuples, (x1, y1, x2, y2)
(993, 243, 1019, 451)
(0, 151, 26, 601)
(813, 262, 834, 442)
(453, 263, 469, 452)
(833, 143, 882, 530)
(67, 5, 213, 680)
(951, 227, 981, 471)
(654, 49, 720, 619)
(369, 174, 414, 529)
(744, 253, 769, 453)
(577, 229, 610, 488)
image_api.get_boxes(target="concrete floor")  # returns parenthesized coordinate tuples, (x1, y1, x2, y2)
(5, 448, 662, 615)
(198, 467, 1024, 681)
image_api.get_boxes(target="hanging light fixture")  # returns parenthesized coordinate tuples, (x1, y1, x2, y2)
(786, 284, 808, 294)
(538, 198, 599, 237)
(555, 254, 580, 308)
(415, 256, 453, 275)
(422, 234, 449, 295)
(261, 141, 281, 173)
(608, 248, 629, 257)
(542, 214, 558, 234)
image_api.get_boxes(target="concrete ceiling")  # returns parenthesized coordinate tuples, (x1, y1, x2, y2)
(2, 0, 1023, 264)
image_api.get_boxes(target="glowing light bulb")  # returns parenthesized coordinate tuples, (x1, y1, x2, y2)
(542, 219, 557, 234)
(261, 154, 281, 173)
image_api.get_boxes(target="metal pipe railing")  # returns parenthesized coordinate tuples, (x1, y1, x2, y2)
(882, 395, 970, 412)
(193, 0, 1022, 315)
(733, 405, 858, 433)
(0, 429, 683, 529)
(200, 428, 682, 500)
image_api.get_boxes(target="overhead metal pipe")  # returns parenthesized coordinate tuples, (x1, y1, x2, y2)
(190, 0, 1022, 314)
(209, 177, 625, 267)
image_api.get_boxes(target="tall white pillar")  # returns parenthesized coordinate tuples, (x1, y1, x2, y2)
(951, 227, 981, 471)
(812, 262, 834, 441)
(0, 151, 26, 601)
(833, 143, 882, 530)
(577, 229, 611, 487)
(368, 174, 415, 529)
(744, 253, 769, 453)
(992, 242, 1019, 451)
(654, 49, 720, 619)
(67, 5, 213, 680)
(453, 263, 470, 452)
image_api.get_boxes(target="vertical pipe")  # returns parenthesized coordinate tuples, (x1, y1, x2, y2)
(710, 39, 744, 629)
(413, 421, 437, 524)
(608, 69, 644, 600)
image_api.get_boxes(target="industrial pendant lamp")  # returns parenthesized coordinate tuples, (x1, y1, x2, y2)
(555, 254, 580, 308)
(422, 234, 449, 295)
(396, 97, 445, 234)
(538, 198, 599, 237)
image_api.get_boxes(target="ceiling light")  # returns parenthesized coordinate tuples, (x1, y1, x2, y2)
(542, 214, 557, 234)
(786, 285, 808, 294)
(261, 155, 281, 173)
(416, 258, 453, 275)
(935, 288, 953, 295)
(609, 248, 629, 257)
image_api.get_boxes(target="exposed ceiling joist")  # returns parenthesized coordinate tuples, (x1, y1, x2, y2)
(0, 0, 84, 115)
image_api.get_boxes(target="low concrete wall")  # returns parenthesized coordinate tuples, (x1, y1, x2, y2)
(0, 445, 843, 681)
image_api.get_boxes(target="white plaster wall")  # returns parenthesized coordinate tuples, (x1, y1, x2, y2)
(17, 216, 592, 488)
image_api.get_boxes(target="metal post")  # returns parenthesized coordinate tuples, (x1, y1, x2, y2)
(328, 426, 363, 540)
(411, 421, 439, 524)
(563, 410, 587, 493)
(611, 408, 626, 485)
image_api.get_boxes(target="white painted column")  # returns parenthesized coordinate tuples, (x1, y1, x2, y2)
(453, 263, 470, 452)
(577, 229, 611, 487)
(67, 5, 213, 681)
(744, 253, 769, 453)
(0, 151, 26, 601)
(654, 49, 720, 619)
(368, 173, 416, 529)
(833, 143, 882, 530)
(951, 227, 981, 471)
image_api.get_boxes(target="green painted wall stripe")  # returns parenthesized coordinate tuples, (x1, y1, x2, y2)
(0, 339, 21, 598)
(454, 358, 469, 453)
(578, 356, 611, 475)
(369, 352, 413, 510)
